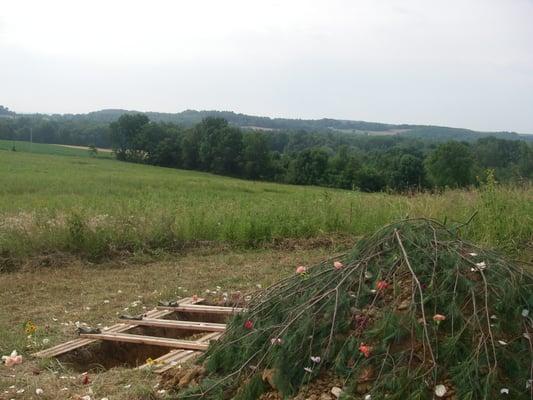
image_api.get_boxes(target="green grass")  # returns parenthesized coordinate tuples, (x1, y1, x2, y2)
(1, 148, 532, 263)
(0, 139, 112, 158)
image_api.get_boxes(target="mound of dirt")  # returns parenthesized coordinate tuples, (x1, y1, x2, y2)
(173, 219, 533, 399)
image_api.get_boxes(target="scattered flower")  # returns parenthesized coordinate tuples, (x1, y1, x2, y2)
(2, 350, 23, 367)
(42, 338, 50, 345)
(80, 396, 91, 400)
(497, 340, 508, 346)
(468, 252, 478, 256)
(376, 280, 389, 291)
(433, 314, 446, 324)
(256, 284, 262, 289)
(157, 389, 167, 394)
(522, 309, 529, 318)
(103, 300, 110, 304)
(333, 261, 344, 270)
(490, 315, 498, 320)
(500, 388, 509, 395)
(364, 271, 373, 279)
(16, 389, 24, 394)
(123, 384, 131, 389)
(303, 367, 313, 373)
(296, 266, 307, 275)
(270, 338, 283, 345)
(364, 395, 372, 400)
(244, 320, 254, 330)
(310, 356, 321, 363)
(470, 261, 487, 272)
(434, 384, 447, 397)
(359, 343, 372, 358)
(25, 321, 36, 335)
(35, 388, 44, 395)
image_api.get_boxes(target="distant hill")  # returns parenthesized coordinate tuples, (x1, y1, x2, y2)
(4, 106, 533, 142)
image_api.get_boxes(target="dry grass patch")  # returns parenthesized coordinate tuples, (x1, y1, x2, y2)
(0, 247, 336, 399)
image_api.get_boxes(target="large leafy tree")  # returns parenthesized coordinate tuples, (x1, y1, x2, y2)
(109, 113, 150, 161)
(242, 132, 271, 179)
(426, 141, 475, 188)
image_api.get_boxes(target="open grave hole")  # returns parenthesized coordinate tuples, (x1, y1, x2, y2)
(53, 307, 235, 372)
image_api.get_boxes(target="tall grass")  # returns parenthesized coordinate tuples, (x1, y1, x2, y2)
(1, 150, 532, 263)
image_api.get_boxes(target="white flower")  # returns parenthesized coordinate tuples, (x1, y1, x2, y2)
(103, 300, 110, 304)
(123, 384, 131, 389)
(36, 388, 44, 395)
(434, 384, 447, 397)
(16, 389, 25, 394)
(497, 340, 507, 346)
(522, 309, 529, 318)
(490, 315, 498, 320)
(364, 396, 372, 400)
(304, 367, 313, 373)
(500, 388, 509, 394)
(256, 284, 262, 289)
(475, 261, 487, 270)
(364, 271, 373, 279)
(42, 338, 50, 345)
(310, 356, 321, 363)
(157, 389, 167, 394)
(81, 396, 91, 400)
(468, 252, 478, 256)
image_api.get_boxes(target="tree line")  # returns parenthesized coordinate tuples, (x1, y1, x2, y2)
(108, 114, 533, 192)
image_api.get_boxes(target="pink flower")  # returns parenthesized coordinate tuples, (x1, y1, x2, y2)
(244, 320, 254, 330)
(333, 261, 344, 270)
(296, 266, 307, 274)
(4, 355, 22, 367)
(433, 314, 446, 323)
(376, 280, 390, 291)
(359, 343, 372, 358)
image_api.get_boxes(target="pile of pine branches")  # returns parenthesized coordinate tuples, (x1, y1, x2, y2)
(176, 218, 533, 399)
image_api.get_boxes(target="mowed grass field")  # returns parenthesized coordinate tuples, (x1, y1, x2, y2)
(1, 141, 532, 264)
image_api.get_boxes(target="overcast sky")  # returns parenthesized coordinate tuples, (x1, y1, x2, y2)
(1, 0, 532, 132)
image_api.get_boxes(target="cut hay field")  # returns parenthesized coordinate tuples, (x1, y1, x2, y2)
(1, 142, 532, 265)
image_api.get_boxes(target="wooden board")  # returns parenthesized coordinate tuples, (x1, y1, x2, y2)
(138, 332, 223, 373)
(121, 318, 226, 332)
(32, 297, 204, 358)
(79, 332, 209, 350)
(156, 304, 245, 315)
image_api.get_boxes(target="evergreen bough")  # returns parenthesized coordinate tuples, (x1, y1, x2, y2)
(177, 218, 533, 399)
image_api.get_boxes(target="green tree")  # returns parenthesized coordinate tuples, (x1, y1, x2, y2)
(426, 141, 474, 188)
(288, 148, 330, 185)
(109, 113, 150, 161)
(242, 133, 271, 179)
(390, 154, 425, 191)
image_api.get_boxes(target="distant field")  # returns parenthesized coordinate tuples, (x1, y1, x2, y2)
(0, 143, 532, 262)
(0, 139, 112, 158)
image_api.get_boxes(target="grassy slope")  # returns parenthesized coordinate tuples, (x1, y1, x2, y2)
(1, 142, 532, 398)
(1, 145, 532, 260)
(0, 139, 112, 158)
